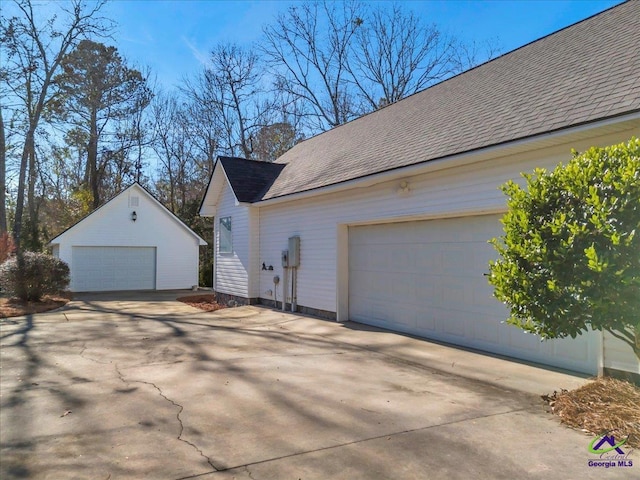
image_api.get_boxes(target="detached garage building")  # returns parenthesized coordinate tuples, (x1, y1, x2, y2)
(199, 3, 640, 377)
(50, 183, 207, 292)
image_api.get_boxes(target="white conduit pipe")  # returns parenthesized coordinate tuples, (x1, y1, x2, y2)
(282, 267, 288, 312)
(291, 267, 297, 312)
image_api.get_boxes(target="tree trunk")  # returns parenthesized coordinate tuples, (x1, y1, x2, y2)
(88, 109, 100, 208)
(26, 145, 40, 249)
(0, 108, 7, 233)
(12, 128, 35, 251)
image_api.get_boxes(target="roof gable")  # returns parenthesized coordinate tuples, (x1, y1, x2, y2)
(199, 156, 286, 215)
(50, 183, 207, 246)
(219, 156, 286, 202)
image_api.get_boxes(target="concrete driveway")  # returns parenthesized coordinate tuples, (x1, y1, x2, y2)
(0, 291, 634, 479)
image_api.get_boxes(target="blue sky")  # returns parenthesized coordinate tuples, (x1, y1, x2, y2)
(101, 0, 624, 90)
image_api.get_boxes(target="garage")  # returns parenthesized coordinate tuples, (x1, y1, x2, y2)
(348, 214, 599, 374)
(49, 183, 207, 292)
(71, 246, 156, 292)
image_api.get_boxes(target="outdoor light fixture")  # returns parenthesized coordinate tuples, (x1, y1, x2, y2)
(131, 211, 137, 222)
(397, 180, 410, 194)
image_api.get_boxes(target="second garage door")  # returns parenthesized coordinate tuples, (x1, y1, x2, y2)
(71, 246, 156, 292)
(348, 215, 598, 374)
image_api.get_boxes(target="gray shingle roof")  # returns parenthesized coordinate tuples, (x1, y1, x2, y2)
(219, 156, 286, 202)
(255, 1, 639, 200)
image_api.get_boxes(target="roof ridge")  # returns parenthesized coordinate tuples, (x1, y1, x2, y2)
(274, 0, 628, 156)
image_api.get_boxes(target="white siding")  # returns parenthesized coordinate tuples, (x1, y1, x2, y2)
(258, 132, 633, 314)
(248, 207, 260, 298)
(603, 331, 640, 374)
(55, 185, 200, 291)
(215, 183, 251, 297)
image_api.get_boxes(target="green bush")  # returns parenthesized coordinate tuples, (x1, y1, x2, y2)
(0, 252, 70, 302)
(488, 138, 640, 360)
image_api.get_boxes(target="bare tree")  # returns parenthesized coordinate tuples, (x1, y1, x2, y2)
(262, 1, 363, 132)
(0, 0, 111, 249)
(150, 91, 199, 212)
(261, 1, 499, 126)
(184, 43, 273, 159)
(347, 4, 457, 110)
(448, 37, 501, 74)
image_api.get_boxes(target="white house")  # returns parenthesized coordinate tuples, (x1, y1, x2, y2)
(200, 2, 640, 377)
(50, 182, 207, 292)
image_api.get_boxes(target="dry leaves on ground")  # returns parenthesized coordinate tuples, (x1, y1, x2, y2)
(0, 293, 71, 318)
(177, 294, 227, 312)
(543, 377, 640, 448)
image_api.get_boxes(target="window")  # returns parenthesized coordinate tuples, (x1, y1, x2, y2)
(219, 216, 232, 254)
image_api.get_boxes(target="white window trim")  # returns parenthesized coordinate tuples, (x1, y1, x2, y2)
(219, 216, 232, 254)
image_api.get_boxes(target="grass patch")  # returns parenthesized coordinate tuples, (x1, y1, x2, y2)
(177, 294, 227, 312)
(543, 377, 640, 448)
(0, 292, 72, 318)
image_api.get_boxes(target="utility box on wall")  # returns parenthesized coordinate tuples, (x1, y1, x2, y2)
(288, 236, 300, 267)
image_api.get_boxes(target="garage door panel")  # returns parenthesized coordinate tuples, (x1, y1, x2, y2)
(72, 246, 156, 292)
(439, 309, 468, 338)
(416, 281, 438, 305)
(473, 314, 501, 345)
(417, 247, 442, 273)
(349, 215, 598, 374)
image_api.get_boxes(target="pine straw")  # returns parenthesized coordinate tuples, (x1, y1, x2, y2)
(542, 377, 640, 448)
(176, 294, 227, 312)
(0, 293, 72, 318)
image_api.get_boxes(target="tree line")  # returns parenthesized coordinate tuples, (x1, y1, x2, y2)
(0, 0, 497, 282)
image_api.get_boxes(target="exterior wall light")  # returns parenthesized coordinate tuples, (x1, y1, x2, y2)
(131, 211, 137, 222)
(397, 180, 411, 194)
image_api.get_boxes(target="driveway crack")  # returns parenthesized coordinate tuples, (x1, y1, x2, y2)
(114, 365, 219, 473)
(79, 343, 111, 364)
(244, 466, 256, 480)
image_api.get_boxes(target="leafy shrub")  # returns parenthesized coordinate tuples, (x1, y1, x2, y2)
(0, 252, 70, 302)
(488, 138, 640, 360)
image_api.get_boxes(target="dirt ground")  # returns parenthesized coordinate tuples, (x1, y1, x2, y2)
(176, 293, 227, 312)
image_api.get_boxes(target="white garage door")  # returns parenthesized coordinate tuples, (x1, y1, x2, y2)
(71, 246, 156, 292)
(349, 215, 598, 374)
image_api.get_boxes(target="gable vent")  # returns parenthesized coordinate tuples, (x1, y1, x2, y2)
(129, 196, 139, 207)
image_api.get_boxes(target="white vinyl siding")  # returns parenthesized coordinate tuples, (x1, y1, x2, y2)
(215, 183, 250, 297)
(258, 130, 633, 315)
(258, 145, 559, 313)
(348, 217, 598, 374)
(72, 246, 156, 291)
(248, 207, 260, 298)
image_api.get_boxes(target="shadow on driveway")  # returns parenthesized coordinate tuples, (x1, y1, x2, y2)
(0, 291, 624, 480)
